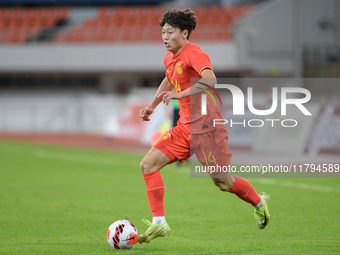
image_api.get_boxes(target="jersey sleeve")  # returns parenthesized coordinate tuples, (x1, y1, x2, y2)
(187, 48, 213, 76)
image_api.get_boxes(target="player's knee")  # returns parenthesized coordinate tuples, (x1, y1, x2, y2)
(215, 178, 235, 192)
(218, 183, 231, 192)
(139, 159, 155, 174)
(224, 178, 235, 191)
(139, 160, 148, 174)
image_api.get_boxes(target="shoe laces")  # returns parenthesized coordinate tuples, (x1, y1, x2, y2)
(254, 207, 265, 221)
(142, 219, 152, 226)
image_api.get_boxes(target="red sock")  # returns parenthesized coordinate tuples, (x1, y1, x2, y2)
(143, 170, 165, 217)
(229, 177, 261, 206)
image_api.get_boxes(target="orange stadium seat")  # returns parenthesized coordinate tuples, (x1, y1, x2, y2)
(98, 7, 107, 18)
(105, 28, 115, 42)
(0, 29, 5, 43)
(53, 7, 69, 21)
(189, 30, 201, 42)
(0, 8, 6, 18)
(5, 27, 17, 43)
(16, 28, 29, 43)
(142, 26, 155, 41)
(93, 27, 107, 42)
(122, 26, 143, 42)
(66, 25, 85, 43)
(54, 31, 65, 43)
(151, 26, 162, 42)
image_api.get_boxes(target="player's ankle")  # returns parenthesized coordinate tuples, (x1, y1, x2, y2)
(254, 198, 264, 209)
(152, 216, 166, 225)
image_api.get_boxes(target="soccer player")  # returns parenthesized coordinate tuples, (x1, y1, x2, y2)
(138, 8, 270, 244)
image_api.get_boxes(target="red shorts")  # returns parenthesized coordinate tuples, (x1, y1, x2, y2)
(154, 125, 191, 163)
(154, 125, 232, 174)
(192, 127, 232, 175)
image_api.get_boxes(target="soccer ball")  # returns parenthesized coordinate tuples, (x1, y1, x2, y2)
(107, 220, 138, 249)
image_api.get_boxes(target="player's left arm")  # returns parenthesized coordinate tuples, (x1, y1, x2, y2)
(181, 69, 217, 98)
(159, 69, 217, 105)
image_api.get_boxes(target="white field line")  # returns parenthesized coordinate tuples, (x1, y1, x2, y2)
(0, 144, 138, 167)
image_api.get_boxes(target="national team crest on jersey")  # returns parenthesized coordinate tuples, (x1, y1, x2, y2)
(162, 132, 171, 140)
(176, 62, 183, 74)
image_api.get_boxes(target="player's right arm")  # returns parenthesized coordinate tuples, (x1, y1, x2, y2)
(140, 77, 172, 121)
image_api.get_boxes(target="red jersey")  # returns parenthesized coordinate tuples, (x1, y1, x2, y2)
(164, 42, 223, 134)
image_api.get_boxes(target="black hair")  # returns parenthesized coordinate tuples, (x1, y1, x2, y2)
(159, 8, 197, 40)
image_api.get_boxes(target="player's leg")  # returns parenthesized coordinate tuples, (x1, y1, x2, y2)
(229, 178, 270, 229)
(140, 146, 171, 174)
(211, 175, 270, 229)
(210, 173, 234, 191)
(138, 147, 171, 243)
(140, 146, 170, 225)
(210, 171, 262, 205)
(193, 128, 270, 229)
(212, 128, 270, 228)
(209, 169, 264, 206)
(138, 127, 191, 243)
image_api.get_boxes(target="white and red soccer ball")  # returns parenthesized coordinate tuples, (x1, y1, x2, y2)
(107, 220, 138, 249)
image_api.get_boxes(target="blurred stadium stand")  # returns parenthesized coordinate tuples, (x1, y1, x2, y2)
(0, 5, 254, 44)
(0, 7, 70, 43)
(55, 5, 254, 43)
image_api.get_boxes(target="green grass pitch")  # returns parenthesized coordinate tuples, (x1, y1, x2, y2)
(0, 140, 339, 255)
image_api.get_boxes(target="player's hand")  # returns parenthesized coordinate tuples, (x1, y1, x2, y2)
(158, 91, 183, 105)
(140, 106, 154, 121)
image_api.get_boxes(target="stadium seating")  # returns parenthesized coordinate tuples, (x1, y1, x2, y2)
(0, 7, 70, 44)
(55, 5, 254, 43)
(0, 5, 254, 44)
